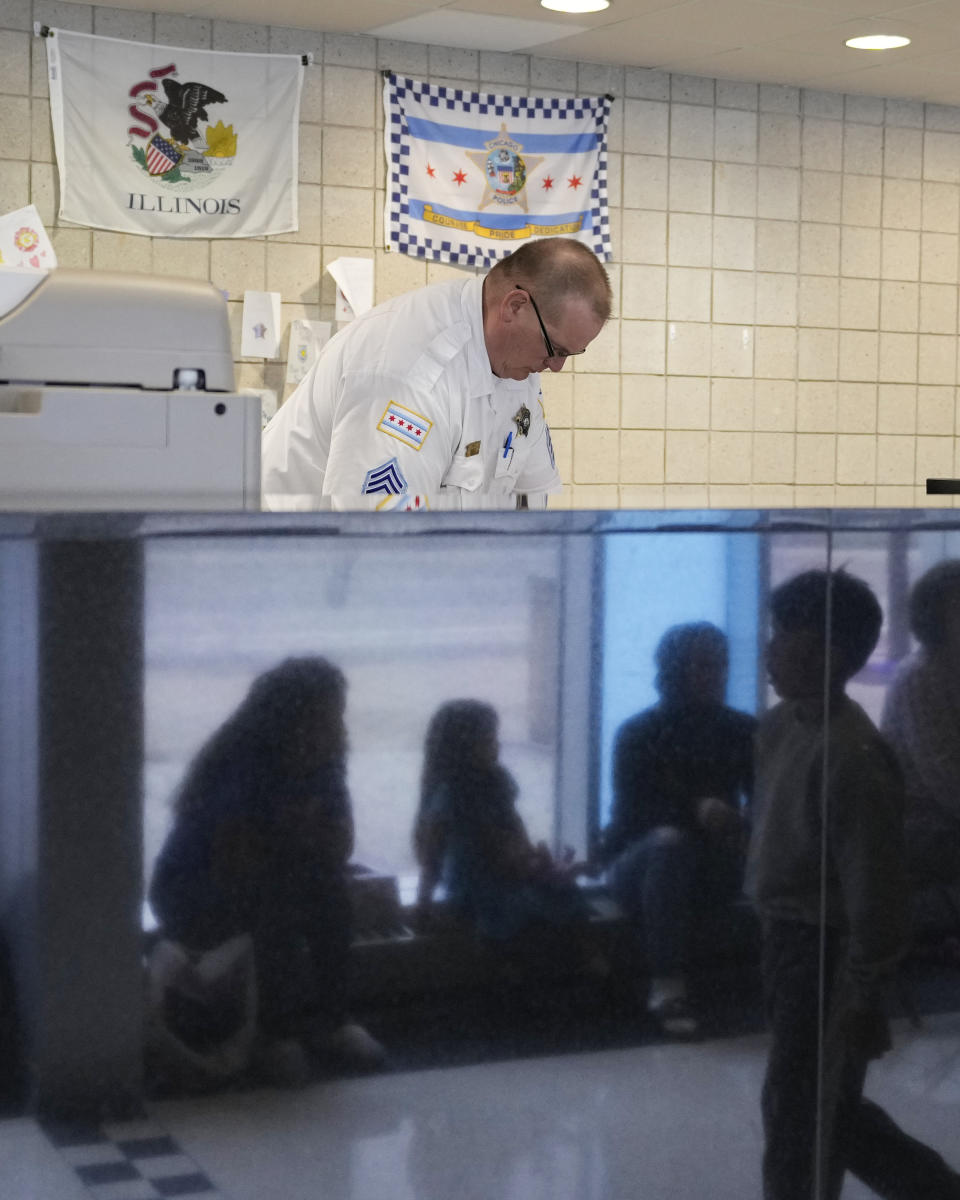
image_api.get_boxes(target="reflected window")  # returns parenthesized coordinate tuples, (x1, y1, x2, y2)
(144, 536, 569, 901)
(599, 531, 763, 831)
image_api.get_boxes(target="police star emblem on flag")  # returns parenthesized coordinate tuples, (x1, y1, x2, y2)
(467, 124, 543, 215)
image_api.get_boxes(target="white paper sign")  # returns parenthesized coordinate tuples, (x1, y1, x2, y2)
(285, 318, 332, 384)
(0, 204, 57, 270)
(327, 256, 373, 323)
(240, 290, 282, 358)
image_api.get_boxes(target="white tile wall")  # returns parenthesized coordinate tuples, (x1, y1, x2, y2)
(755, 327, 797, 380)
(843, 226, 881, 278)
(4, 2, 960, 507)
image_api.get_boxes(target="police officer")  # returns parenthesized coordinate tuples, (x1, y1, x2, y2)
(261, 237, 611, 510)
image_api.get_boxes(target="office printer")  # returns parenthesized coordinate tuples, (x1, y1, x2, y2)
(0, 268, 260, 509)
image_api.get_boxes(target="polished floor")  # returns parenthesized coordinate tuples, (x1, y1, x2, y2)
(2, 1013, 958, 1200)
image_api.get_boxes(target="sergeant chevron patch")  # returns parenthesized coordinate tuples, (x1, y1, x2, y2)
(362, 457, 409, 495)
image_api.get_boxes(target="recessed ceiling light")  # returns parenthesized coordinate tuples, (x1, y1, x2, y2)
(845, 34, 911, 50)
(541, 0, 610, 13)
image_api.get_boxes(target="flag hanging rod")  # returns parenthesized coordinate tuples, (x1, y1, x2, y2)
(34, 23, 311, 63)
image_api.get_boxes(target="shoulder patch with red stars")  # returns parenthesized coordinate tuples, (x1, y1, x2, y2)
(377, 401, 432, 450)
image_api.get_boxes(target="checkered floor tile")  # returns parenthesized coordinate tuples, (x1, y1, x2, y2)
(41, 1119, 227, 1199)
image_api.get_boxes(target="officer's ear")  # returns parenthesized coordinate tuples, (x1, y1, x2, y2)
(500, 288, 527, 324)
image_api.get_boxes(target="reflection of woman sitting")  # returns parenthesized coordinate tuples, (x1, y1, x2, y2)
(601, 623, 755, 1037)
(413, 699, 591, 952)
(881, 561, 960, 936)
(149, 656, 383, 1086)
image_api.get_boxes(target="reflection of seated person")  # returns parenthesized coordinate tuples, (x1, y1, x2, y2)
(600, 622, 755, 1037)
(750, 568, 960, 1200)
(881, 560, 960, 937)
(149, 656, 384, 1087)
(413, 699, 597, 972)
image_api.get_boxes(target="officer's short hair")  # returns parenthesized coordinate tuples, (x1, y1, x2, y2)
(493, 237, 612, 322)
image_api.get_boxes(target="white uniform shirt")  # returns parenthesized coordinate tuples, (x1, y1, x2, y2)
(261, 275, 561, 510)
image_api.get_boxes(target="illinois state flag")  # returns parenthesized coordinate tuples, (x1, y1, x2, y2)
(46, 28, 303, 239)
(384, 74, 611, 268)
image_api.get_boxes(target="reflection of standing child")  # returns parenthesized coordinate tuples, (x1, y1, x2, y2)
(414, 699, 590, 948)
(749, 570, 960, 1200)
(881, 559, 960, 935)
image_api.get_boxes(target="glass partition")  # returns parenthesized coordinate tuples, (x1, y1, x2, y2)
(824, 514, 960, 1199)
(0, 509, 956, 1199)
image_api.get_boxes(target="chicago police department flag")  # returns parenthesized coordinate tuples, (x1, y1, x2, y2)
(384, 74, 611, 268)
(45, 28, 304, 239)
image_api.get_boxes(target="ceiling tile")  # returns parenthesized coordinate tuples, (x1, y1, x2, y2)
(761, 16, 960, 59)
(445, 0, 625, 24)
(621, 0, 840, 44)
(529, 21, 738, 66)
(194, 0, 437, 32)
(368, 10, 588, 51)
(654, 43, 850, 85)
(884, 0, 960, 29)
(753, 0, 933, 17)
(50, 0, 960, 106)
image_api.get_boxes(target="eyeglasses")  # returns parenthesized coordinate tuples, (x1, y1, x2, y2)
(516, 287, 573, 360)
